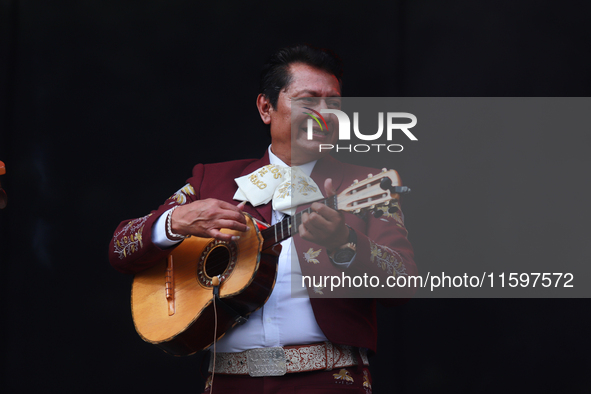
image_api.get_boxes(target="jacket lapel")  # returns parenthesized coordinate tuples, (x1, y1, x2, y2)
(237, 150, 273, 224)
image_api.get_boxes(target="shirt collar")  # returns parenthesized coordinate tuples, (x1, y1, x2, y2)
(268, 145, 317, 177)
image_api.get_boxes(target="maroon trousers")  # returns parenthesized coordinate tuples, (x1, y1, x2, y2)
(202, 366, 373, 394)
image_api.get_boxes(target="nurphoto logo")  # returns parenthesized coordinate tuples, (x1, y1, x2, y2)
(306, 108, 418, 153)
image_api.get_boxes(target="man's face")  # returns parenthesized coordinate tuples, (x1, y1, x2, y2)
(268, 63, 341, 166)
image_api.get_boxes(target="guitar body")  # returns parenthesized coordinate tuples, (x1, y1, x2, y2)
(131, 213, 280, 356)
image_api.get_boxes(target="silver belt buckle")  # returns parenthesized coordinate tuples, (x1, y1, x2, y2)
(246, 347, 287, 377)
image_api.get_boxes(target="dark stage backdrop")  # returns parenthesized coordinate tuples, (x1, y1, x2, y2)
(1, 1, 590, 393)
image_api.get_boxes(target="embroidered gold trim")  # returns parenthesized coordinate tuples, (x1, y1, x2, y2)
(369, 240, 407, 277)
(113, 214, 152, 259)
(303, 247, 322, 264)
(204, 375, 212, 391)
(295, 175, 318, 196)
(313, 286, 325, 295)
(363, 369, 372, 391)
(168, 183, 195, 205)
(333, 368, 354, 383)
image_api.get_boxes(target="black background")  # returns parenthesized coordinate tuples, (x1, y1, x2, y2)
(1, 1, 590, 392)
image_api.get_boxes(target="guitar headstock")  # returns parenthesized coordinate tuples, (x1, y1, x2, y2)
(336, 169, 408, 217)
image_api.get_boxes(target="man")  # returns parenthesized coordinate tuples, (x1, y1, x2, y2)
(109, 44, 416, 393)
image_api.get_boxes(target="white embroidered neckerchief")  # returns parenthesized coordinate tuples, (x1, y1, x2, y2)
(233, 150, 322, 215)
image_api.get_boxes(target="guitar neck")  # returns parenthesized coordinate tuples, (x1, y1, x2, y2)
(260, 195, 338, 250)
(258, 169, 402, 250)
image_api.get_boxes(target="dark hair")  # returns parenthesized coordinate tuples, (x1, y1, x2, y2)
(260, 44, 343, 109)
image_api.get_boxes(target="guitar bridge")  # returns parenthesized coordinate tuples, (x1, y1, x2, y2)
(165, 254, 175, 316)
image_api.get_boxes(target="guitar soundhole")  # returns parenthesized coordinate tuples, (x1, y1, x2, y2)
(205, 246, 230, 278)
(197, 239, 238, 287)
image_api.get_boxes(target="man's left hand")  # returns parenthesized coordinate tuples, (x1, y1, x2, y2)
(298, 178, 349, 251)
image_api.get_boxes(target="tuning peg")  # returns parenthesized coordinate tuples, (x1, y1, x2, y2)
(388, 204, 399, 214)
(367, 173, 373, 179)
(354, 209, 362, 214)
(392, 186, 411, 194)
(372, 209, 384, 218)
(381, 168, 387, 173)
(380, 177, 392, 191)
(353, 179, 358, 184)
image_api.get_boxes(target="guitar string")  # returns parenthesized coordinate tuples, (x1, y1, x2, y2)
(260, 195, 335, 244)
(211, 286, 218, 393)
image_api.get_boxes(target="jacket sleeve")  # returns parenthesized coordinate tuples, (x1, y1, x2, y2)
(295, 200, 416, 302)
(108, 164, 205, 274)
(347, 200, 417, 303)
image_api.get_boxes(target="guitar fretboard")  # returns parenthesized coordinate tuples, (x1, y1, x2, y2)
(261, 195, 338, 250)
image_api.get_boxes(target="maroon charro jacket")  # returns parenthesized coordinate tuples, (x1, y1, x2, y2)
(109, 151, 416, 353)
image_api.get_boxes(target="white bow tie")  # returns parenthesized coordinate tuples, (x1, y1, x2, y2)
(233, 164, 323, 215)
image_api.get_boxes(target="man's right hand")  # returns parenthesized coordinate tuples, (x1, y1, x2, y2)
(170, 199, 248, 242)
